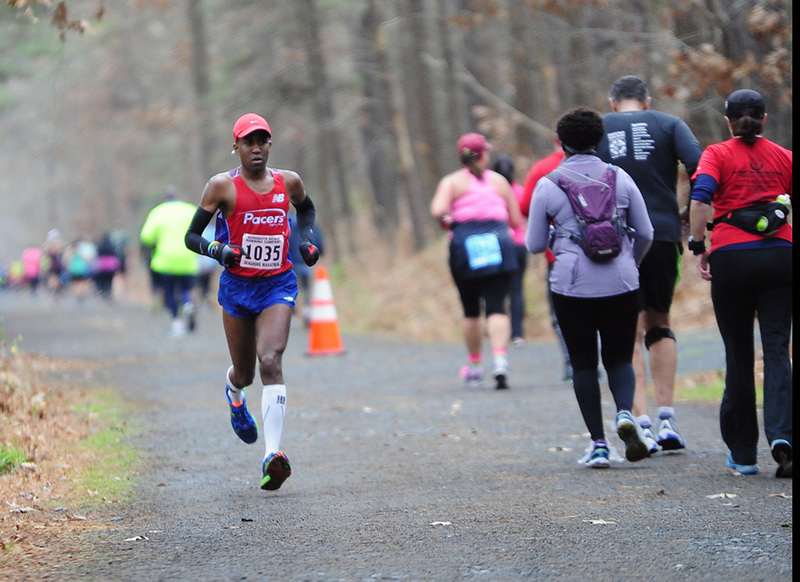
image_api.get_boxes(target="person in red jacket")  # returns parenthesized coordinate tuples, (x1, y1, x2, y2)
(521, 137, 571, 380)
(689, 89, 792, 478)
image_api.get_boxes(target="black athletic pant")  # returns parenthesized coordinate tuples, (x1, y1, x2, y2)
(709, 246, 793, 465)
(551, 290, 639, 441)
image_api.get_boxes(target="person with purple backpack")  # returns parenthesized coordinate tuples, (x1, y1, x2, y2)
(526, 107, 654, 468)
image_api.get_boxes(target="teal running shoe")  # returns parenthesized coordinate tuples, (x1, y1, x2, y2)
(585, 440, 610, 469)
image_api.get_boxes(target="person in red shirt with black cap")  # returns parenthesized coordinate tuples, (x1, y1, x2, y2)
(185, 113, 320, 492)
(521, 135, 572, 381)
(689, 89, 792, 478)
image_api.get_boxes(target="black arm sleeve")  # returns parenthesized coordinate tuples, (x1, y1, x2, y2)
(291, 195, 316, 241)
(185, 207, 215, 255)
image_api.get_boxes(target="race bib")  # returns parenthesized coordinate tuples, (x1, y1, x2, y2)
(240, 233, 284, 270)
(465, 233, 502, 270)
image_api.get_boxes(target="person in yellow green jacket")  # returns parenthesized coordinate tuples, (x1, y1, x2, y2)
(140, 186, 200, 337)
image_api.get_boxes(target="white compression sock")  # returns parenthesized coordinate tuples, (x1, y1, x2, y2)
(226, 366, 245, 405)
(262, 384, 287, 457)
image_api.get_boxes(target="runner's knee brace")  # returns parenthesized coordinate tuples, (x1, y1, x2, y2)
(644, 326, 675, 350)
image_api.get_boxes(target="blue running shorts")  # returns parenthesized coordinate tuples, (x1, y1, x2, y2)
(218, 268, 298, 319)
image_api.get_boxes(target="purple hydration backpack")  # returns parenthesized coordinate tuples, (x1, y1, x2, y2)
(547, 165, 631, 263)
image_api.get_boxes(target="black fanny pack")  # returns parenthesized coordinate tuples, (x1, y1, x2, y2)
(712, 200, 790, 236)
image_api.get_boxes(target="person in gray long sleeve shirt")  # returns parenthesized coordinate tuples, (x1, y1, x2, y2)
(526, 154, 653, 297)
(526, 106, 653, 469)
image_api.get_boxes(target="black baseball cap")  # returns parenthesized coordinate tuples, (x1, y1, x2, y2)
(725, 89, 765, 120)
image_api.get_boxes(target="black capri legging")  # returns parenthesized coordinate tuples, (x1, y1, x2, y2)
(453, 272, 511, 318)
(551, 290, 639, 371)
(551, 290, 640, 441)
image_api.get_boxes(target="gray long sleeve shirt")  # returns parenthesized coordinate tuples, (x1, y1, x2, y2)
(526, 154, 653, 298)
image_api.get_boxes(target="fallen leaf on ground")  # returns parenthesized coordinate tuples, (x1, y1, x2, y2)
(9, 507, 37, 514)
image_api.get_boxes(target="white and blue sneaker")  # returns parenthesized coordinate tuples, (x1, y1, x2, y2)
(657, 415, 686, 450)
(641, 425, 659, 456)
(616, 411, 649, 462)
(585, 440, 611, 469)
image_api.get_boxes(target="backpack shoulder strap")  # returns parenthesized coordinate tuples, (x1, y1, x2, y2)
(544, 169, 583, 244)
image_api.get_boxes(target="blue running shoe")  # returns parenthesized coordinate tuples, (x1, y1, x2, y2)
(226, 388, 258, 444)
(261, 451, 292, 490)
(727, 453, 758, 475)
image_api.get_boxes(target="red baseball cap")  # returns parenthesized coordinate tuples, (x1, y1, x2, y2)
(457, 133, 491, 157)
(233, 113, 272, 140)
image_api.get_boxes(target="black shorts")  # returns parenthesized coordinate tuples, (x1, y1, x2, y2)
(638, 241, 681, 313)
(453, 272, 511, 318)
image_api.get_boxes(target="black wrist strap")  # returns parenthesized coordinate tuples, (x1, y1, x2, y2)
(688, 237, 706, 255)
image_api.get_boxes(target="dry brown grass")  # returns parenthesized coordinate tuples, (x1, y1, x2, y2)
(331, 230, 719, 342)
(0, 351, 114, 576)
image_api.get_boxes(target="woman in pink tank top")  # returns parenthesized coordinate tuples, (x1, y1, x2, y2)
(430, 133, 522, 390)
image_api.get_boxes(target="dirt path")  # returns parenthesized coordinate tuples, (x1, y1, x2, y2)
(1, 292, 792, 581)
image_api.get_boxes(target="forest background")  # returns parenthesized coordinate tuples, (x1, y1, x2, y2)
(1, 0, 793, 341)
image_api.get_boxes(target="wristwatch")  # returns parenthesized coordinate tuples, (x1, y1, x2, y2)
(687, 236, 706, 255)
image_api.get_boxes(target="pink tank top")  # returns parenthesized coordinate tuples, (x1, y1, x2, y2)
(449, 169, 510, 224)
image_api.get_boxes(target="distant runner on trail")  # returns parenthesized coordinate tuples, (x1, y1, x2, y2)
(431, 132, 523, 390)
(184, 113, 320, 491)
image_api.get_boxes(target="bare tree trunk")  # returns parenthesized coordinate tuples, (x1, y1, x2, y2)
(186, 0, 212, 196)
(375, 0, 431, 251)
(508, 0, 536, 156)
(296, 0, 353, 259)
(405, 0, 442, 196)
(436, 1, 470, 155)
(356, 0, 401, 237)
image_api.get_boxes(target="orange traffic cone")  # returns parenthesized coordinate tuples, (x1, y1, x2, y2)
(306, 266, 345, 355)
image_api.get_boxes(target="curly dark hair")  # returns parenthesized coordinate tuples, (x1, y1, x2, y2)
(556, 106, 605, 153)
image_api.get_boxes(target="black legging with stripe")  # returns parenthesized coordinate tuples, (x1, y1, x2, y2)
(551, 290, 639, 441)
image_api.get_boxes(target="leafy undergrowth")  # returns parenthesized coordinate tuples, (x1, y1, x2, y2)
(330, 228, 721, 343)
(0, 347, 137, 576)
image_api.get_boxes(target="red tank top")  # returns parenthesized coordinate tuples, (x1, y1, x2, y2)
(217, 168, 292, 278)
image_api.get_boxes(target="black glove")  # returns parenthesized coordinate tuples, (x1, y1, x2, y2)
(298, 238, 320, 266)
(208, 241, 247, 268)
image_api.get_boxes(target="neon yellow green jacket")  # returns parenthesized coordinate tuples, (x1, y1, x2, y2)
(139, 200, 200, 276)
